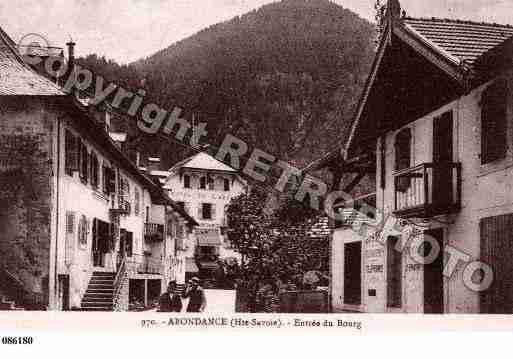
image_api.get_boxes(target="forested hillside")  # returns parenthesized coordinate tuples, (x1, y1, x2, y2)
(77, 0, 376, 169)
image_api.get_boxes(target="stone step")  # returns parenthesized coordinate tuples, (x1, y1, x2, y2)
(92, 272, 116, 276)
(82, 294, 113, 301)
(86, 286, 114, 291)
(80, 307, 113, 311)
(89, 279, 114, 285)
(81, 301, 113, 307)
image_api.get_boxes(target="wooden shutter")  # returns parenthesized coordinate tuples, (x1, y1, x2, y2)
(380, 137, 386, 189)
(395, 128, 411, 192)
(387, 236, 402, 308)
(65, 130, 74, 175)
(211, 204, 216, 219)
(198, 204, 203, 219)
(66, 211, 75, 234)
(480, 213, 513, 313)
(481, 79, 508, 164)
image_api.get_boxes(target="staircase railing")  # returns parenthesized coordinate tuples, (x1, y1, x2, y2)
(112, 255, 128, 311)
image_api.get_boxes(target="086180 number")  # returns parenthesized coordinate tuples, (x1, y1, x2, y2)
(1, 336, 33, 345)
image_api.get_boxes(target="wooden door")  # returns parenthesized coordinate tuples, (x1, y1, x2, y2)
(424, 229, 444, 314)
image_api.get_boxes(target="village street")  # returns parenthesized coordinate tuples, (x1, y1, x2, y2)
(149, 290, 236, 313)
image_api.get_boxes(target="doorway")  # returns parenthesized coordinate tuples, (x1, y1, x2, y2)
(344, 242, 362, 305)
(423, 229, 444, 314)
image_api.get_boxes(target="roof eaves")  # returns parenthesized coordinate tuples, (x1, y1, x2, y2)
(401, 22, 461, 66)
(344, 22, 392, 160)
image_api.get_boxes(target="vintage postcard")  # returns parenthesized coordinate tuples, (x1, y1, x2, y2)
(2, 0, 513, 347)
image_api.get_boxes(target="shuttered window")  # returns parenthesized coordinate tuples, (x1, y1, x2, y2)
(481, 79, 508, 164)
(199, 176, 207, 189)
(66, 211, 75, 234)
(380, 137, 386, 189)
(183, 175, 191, 189)
(79, 141, 89, 184)
(387, 236, 402, 308)
(103, 165, 116, 195)
(201, 203, 213, 220)
(134, 188, 140, 216)
(90, 152, 99, 188)
(480, 213, 513, 313)
(394, 128, 411, 192)
(65, 130, 78, 176)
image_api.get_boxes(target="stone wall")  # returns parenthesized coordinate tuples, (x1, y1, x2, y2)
(0, 97, 55, 309)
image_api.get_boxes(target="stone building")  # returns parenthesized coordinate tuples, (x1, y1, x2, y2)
(306, 1, 513, 313)
(0, 26, 197, 310)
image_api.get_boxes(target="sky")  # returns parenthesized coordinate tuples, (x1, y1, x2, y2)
(1, 0, 513, 64)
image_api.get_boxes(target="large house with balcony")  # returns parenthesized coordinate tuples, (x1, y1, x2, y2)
(163, 151, 247, 284)
(306, 0, 513, 314)
(0, 27, 197, 311)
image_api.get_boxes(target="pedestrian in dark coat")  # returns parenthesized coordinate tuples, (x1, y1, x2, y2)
(183, 277, 207, 312)
(158, 281, 183, 312)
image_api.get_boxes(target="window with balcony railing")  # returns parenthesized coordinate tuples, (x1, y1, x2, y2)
(393, 162, 461, 218)
(144, 223, 164, 242)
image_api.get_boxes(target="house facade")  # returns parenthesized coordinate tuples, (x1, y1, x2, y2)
(0, 27, 197, 311)
(164, 151, 246, 284)
(307, 1, 513, 314)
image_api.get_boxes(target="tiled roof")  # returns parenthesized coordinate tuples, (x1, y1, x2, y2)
(0, 26, 64, 96)
(169, 152, 236, 173)
(403, 17, 513, 64)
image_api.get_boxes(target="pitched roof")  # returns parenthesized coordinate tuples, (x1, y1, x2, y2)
(169, 151, 236, 173)
(0, 26, 64, 96)
(403, 17, 513, 64)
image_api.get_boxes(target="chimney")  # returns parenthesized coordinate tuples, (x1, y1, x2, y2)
(147, 157, 161, 173)
(66, 41, 76, 95)
(66, 41, 76, 70)
(387, 0, 401, 21)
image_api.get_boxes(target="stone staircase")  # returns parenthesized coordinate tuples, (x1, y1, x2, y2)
(80, 272, 116, 311)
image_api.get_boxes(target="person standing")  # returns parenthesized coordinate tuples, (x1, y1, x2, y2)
(158, 280, 183, 312)
(183, 277, 207, 312)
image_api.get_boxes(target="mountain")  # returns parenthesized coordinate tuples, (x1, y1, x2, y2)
(77, 0, 376, 169)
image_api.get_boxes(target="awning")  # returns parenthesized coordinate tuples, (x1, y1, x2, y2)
(195, 228, 222, 246)
(198, 261, 219, 270)
(185, 258, 199, 273)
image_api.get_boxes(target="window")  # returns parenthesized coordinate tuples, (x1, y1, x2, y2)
(481, 79, 508, 164)
(394, 128, 411, 192)
(207, 176, 215, 190)
(387, 236, 402, 308)
(66, 211, 76, 234)
(90, 152, 99, 188)
(224, 178, 230, 192)
(199, 176, 206, 189)
(118, 177, 131, 214)
(77, 215, 89, 247)
(134, 188, 140, 216)
(380, 137, 386, 189)
(102, 164, 116, 195)
(184, 174, 191, 189)
(79, 140, 89, 184)
(167, 219, 175, 236)
(200, 203, 214, 220)
(65, 130, 78, 176)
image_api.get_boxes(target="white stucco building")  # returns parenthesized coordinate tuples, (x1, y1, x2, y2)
(164, 151, 247, 284)
(308, 1, 513, 314)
